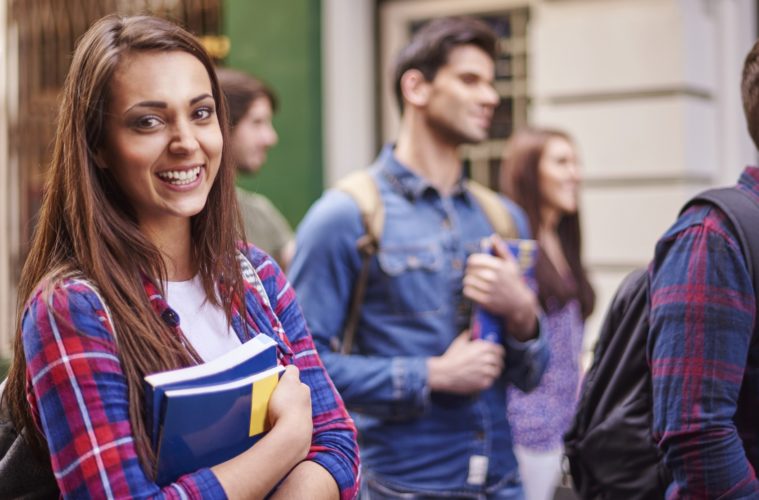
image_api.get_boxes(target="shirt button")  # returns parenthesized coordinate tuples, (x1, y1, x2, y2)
(452, 259, 462, 270)
(407, 255, 420, 268)
(475, 431, 485, 440)
(161, 308, 180, 327)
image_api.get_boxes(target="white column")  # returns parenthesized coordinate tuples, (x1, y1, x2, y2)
(322, 0, 377, 186)
(0, 4, 13, 357)
(714, 0, 758, 184)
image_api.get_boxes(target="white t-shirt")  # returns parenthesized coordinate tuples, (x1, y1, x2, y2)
(165, 275, 241, 361)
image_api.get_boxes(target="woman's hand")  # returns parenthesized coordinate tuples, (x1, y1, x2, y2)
(267, 364, 313, 461)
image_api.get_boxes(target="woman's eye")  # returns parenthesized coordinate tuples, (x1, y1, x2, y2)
(135, 116, 162, 129)
(194, 106, 215, 120)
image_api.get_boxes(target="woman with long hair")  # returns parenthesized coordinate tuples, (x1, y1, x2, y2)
(4, 14, 358, 499)
(500, 127, 595, 500)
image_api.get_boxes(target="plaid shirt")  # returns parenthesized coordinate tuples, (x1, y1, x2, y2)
(649, 167, 759, 498)
(21, 244, 359, 499)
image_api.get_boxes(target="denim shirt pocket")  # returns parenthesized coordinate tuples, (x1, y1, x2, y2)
(377, 243, 444, 315)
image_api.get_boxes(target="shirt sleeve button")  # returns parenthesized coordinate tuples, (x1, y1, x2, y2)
(161, 308, 180, 327)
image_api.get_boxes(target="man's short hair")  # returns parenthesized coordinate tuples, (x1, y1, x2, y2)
(742, 40, 759, 149)
(216, 67, 278, 127)
(392, 16, 498, 111)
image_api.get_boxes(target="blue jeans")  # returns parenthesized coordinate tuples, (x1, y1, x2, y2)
(361, 473, 525, 500)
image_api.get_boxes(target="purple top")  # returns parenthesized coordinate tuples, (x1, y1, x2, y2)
(507, 296, 584, 451)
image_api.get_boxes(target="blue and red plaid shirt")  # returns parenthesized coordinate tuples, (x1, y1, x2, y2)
(649, 166, 759, 498)
(21, 244, 359, 499)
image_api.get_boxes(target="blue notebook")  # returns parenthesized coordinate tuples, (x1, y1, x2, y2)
(144, 334, 278, 450)
(154, 364, 284, 485)
(143, 334, 282, 483)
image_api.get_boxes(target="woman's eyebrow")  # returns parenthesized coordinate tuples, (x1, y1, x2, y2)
(127, 100, 167, 112)
(190, 93, 213, 104)
(125, 93, 213, 113)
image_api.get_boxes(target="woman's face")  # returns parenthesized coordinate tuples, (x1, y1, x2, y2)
(538, 136, 580, 216)
(99, 50, 223, 232)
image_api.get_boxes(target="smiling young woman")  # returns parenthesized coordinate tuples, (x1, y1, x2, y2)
(4, 14, 358, 500)
(100, 50, 223, 272)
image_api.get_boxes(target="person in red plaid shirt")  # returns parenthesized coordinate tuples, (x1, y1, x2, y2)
(4, 14, 359, 499)
(648, 40, 759, 498)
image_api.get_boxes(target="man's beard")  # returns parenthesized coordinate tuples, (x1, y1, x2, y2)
(425, 113, 487, 146)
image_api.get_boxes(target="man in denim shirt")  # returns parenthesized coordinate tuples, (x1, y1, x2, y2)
(289, 17, 548, 499)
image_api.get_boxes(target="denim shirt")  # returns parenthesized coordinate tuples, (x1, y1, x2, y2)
(289, 145, 549, 495)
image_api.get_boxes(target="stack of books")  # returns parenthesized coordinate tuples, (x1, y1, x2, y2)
(144, 334, 284, 485)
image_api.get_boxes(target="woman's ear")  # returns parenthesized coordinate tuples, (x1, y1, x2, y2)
(399, 69, 431, 108)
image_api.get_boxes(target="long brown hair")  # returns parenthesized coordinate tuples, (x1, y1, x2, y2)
(500, 127, 595, 319)
(6, 14, 245, 473)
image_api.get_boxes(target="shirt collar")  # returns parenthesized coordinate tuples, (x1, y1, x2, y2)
(377, 143, 470, 202)
(739, 166, 759, 199)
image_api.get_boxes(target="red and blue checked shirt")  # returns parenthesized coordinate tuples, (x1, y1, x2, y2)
(21, 244, 359, 499)
(649, 166, 759, 499)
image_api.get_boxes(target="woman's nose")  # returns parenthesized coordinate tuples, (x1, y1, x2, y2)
(169, 121, 199, 155)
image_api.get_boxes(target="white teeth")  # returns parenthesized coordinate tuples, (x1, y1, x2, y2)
(157, 166, 202, 185)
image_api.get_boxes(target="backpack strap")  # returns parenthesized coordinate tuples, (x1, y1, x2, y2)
(465, 179, 518, 239)
(682, 187, 759, 321)
(236, 251, 293, 362)
(335, 171, 385, 250)
(334, 170, 383, 354)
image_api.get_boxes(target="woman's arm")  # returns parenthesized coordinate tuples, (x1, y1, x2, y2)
(248, 246, 360, 500)
(271, 461, 340, 499)
(211, 365, 314, 498)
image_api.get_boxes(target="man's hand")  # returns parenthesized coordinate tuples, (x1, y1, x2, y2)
(463, 236, 538, 341)
(427, 331, 506, 394)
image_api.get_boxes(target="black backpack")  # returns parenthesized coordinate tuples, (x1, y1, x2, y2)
(563, 187, 759, 500)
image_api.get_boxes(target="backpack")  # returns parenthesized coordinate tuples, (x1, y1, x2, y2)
(0, 379, 59, 499)
(333, 169, 517, 354)
(563, 187, 759, 500)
